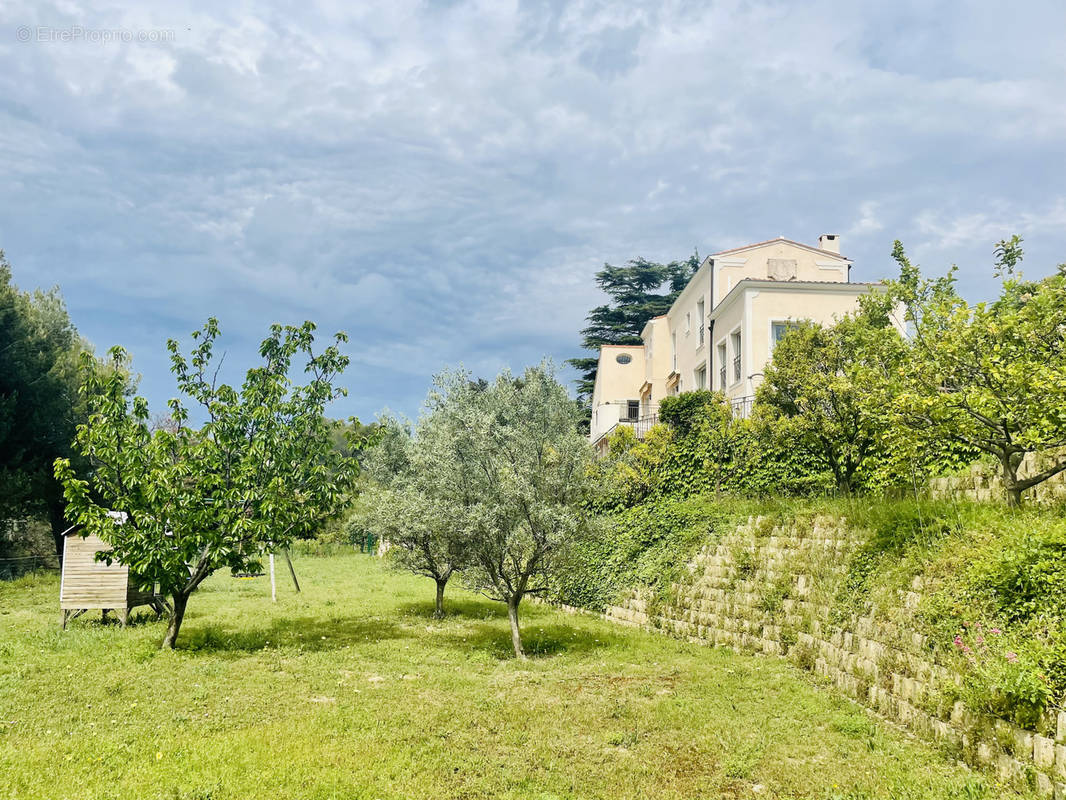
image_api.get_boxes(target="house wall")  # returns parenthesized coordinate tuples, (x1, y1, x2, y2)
(712, 240, 849, 306)
(589, 345, 646, 444)
(665, 267, 712, 395)
(640, 316, 672, 415)
(709, 293, 746, 398)
(587, 236, 879, 440)
(746, 285, 879, 395)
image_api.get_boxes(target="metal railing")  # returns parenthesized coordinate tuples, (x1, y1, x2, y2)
(593, 413, 661, 452)
(729, 395, 755, 419)
(732, 354, 742, 383)
(630, 413, 659, 439)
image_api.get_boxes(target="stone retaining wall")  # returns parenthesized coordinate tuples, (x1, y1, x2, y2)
(930, 453, 1066, 506)
(604, 515, 1066, 797)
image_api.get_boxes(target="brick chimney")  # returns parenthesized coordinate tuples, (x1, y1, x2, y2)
(818, 234, 840, 254)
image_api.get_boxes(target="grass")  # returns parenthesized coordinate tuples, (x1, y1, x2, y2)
(0, 553, 1031, 799)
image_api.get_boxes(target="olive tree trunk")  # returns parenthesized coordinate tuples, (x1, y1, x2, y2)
(434, 578, 447, 619)
(507, 594, 526, 659)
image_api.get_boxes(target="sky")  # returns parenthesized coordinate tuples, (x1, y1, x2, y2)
(2, 0, 1064, 422)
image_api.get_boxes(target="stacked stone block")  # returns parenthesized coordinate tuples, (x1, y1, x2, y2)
(930, 453, 1066, 506)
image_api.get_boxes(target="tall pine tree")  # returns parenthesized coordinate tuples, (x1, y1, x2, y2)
(568, 253, 699, 403)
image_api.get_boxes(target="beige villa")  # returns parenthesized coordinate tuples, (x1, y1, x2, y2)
(588, 234, 900, 451)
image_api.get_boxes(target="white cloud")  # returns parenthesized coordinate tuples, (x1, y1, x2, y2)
(0, 0, 1064, 417)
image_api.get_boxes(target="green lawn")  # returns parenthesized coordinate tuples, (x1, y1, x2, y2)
(0, 553, 1029, 800)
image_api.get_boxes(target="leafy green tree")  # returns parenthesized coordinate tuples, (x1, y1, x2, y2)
(361, 485, 468, 617)
(358, 415, 471, 617)
(0, 252, 91, 557)
(326, 417, 380, 461)
(568, 254, 699, 403)
(430, 364, 593, 658)
(360, 415, 413, 486)
(54, 319, 359, 648)
(892, 237, 1066, 506)
(756, 295, 906, 494)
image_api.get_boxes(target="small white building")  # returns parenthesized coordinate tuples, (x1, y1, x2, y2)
(589, 234, 901, 451)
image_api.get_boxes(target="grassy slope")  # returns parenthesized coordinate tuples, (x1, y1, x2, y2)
(0, 553, 1023, 800)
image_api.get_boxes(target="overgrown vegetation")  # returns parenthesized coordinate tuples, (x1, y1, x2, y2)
(555, 494, 757, 611)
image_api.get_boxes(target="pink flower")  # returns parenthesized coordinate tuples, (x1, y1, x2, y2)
(990, 628, 1001, 635)
(1005, 651, 1018, 663)
(975, 635, 985, 646)
(954, 635, 965, 649)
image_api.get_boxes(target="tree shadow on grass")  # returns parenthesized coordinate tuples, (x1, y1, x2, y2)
(442, 621, 621, 660)
(178, 613, 404, 655)
(396, 595, 507, 621)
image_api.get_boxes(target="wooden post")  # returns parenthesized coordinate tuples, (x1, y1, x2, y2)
(283, 550, 300, 593)
(269, 552, 277, 603)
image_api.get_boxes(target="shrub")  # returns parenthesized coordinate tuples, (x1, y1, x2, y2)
(658, 390, 720, 434)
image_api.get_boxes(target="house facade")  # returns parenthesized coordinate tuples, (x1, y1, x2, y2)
(589, 234, 898, 451)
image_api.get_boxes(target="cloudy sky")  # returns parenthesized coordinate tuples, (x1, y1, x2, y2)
(2, 0, 1064, 421)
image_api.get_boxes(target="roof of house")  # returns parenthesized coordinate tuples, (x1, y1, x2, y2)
(710, 236, 850, 261)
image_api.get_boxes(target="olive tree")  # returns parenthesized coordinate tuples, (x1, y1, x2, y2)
(892, 237, 1066, 506)
(54, 319, 359, 647)
(440, 364, 594, 659)
(359, 415, 470, 618)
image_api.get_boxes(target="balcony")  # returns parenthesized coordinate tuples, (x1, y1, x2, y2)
(729, 395, 755, 419)
(592, 413, 661, 454)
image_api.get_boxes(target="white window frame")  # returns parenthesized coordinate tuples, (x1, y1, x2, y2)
(696, 299, 705, 348)
(769, 318, 802, 358)
(715, 339, 728, 391)
(729, 326, 742, 387)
